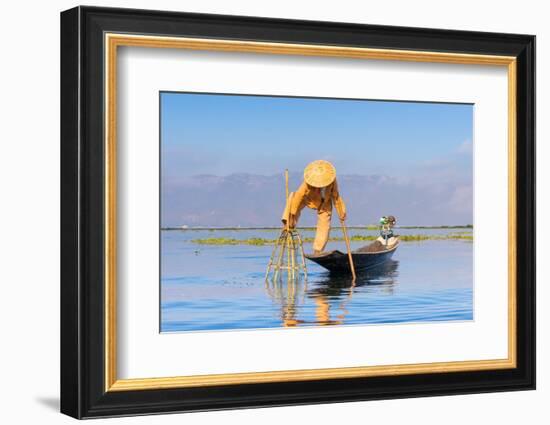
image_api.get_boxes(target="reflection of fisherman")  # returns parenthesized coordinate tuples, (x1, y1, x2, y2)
(281, 160, 346, 255)
(270, 260, 399, 327)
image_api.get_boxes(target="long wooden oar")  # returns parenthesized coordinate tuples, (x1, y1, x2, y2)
(340, 219, 356, 281)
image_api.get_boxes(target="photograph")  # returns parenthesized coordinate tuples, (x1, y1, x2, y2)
(160, 92, 474, 332)
(57, 4, 536, 419)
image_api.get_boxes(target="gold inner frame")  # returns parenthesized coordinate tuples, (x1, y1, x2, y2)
(104, 33, 517, 392)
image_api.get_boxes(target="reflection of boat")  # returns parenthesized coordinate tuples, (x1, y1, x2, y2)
(305, 239, 399, 273)
(306, 260, 399, 325)
(264, 258, 399, 327)
(312, 259, 399, 290)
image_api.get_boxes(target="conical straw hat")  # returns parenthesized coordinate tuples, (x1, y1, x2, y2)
(303, 160, 336, 188)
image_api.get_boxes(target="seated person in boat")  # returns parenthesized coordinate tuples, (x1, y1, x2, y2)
(379, 215, 398, 246)
(281, 160, 346, 255)
(358, 215, 398, 253)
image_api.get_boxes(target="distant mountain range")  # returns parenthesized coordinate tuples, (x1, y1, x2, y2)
(161, 172, 472, 228)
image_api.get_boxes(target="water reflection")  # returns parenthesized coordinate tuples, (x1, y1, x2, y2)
(162, 232, 474, 332)
(265, 260, 399, 327)
(265, 274, 308, 327)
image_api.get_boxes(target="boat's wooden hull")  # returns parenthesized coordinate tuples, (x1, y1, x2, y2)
(305, 242, 399, 273)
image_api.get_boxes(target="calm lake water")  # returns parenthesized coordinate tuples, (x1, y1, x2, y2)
(161, 228, 473, 332)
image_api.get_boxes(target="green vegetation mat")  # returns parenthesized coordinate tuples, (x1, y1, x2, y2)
(191, 232, 473, 246)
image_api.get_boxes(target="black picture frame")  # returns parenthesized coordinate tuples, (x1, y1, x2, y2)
(61, 5, 535, 419)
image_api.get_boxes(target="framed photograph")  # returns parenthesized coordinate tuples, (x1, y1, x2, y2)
(60, 6, 535, 419)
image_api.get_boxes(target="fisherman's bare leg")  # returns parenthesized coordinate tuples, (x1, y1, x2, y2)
(313, 209, 332, 253)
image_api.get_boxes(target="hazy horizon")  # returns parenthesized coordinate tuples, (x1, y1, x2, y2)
(161, 93, 473, 228)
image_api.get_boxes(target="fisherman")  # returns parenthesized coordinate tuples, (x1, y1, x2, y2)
(281, 160, 346, 255)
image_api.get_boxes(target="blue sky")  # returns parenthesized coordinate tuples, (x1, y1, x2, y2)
(160, 92, 473, 226)
(161, 92, 473, 179)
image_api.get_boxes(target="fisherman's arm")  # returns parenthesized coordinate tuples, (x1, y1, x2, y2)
(332, 180, 347, 221)
(290, 182, 307, 215)
(281, 182, 308, 228)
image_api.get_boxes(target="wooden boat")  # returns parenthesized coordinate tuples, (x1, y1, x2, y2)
(305, 239, 399, 273)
